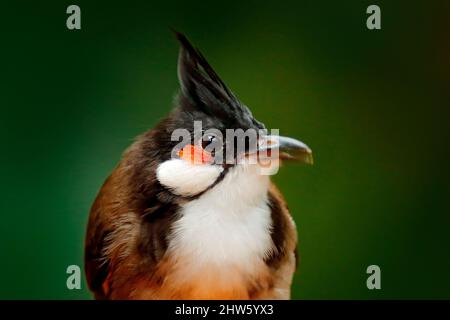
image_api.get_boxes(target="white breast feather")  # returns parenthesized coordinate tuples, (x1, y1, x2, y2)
(168, 164, 274, 274)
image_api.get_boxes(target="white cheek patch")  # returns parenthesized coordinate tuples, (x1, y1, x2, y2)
(156, 159, 224, 197)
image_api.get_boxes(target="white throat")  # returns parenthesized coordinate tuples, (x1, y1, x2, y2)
(168, 164, 274, 272)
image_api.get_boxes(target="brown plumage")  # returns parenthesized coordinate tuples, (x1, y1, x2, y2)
(85, 141, 297, 299)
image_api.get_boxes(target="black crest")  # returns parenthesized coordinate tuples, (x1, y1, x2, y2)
(175, 32, 265, 131)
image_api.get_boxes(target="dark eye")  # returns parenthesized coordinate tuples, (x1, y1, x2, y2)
(202, 135, 217, 149)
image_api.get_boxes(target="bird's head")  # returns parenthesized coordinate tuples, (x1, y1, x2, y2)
(138, 33, 312, 199)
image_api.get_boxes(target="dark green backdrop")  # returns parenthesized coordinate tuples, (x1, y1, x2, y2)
(1, 1, 449, 299)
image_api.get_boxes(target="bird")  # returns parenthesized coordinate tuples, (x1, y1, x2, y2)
(84, 32, 313, 300)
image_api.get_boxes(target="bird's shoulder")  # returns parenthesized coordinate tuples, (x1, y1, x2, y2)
(84, 153, 176, 299)
(265, 182, 298, 269)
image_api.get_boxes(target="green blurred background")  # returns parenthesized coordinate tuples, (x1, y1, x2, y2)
(1, 0, 449, 299)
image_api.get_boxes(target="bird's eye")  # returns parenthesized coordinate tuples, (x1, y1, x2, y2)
(202, 135, 217, 150)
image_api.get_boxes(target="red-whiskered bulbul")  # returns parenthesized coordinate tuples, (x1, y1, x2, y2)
(84, 32, 313, 300)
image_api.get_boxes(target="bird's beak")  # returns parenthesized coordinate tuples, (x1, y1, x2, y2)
(257, 135, 314, 165)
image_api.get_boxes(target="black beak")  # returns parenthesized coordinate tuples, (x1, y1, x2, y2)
(257, 135, 313, 165)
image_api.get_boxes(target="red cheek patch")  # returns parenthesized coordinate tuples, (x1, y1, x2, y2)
(178, 145, 213, 165)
